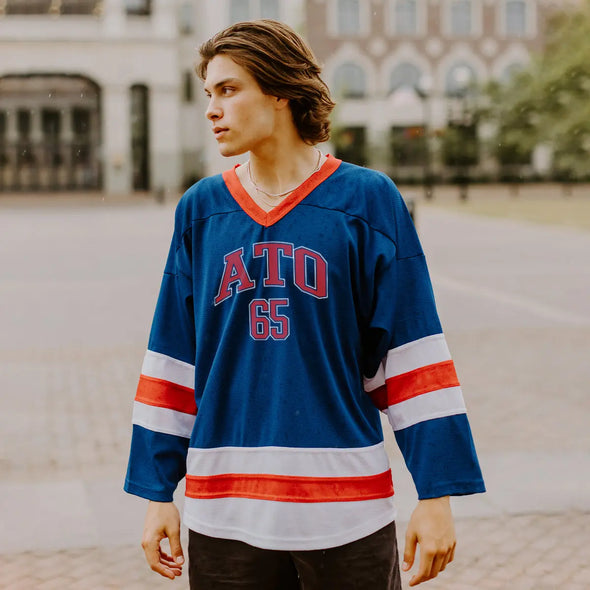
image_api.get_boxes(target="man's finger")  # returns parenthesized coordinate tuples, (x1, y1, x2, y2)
(141, 537, 161, 569)
(159, 551, 177, 564)
(168, 528, 185, 567)
(429, 553, 446, 579)
(440, 544, 455, 572)
(402, 528, 417, 572)
(142, 538, 176, 580)
(151, 562, 178, 580)
(409, 545, 435, 587)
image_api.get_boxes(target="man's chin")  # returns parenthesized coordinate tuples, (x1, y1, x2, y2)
(217, 143, 247, 158)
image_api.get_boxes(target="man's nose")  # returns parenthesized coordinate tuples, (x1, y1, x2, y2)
(206, 97, 221, 120)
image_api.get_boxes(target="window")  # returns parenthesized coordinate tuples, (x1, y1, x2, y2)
(130, 85, 150, 190)
(125, 0, 151, 16)
(505, 0, 526, 36)
(0, 112, 7, 169)
(450, 0, 472, 35)
(72, 108, 91, 137)
(260, 0, 279, 19)
(389, 63, 422, 93)
(4, 1, 100, 15)
(391, 126, 427, 166)
(334, 127, 367, 167)
(230, 0, 250, 22)
(393, 0, 417, 35)
(334, 63, 367, 99)
(17, 110, 35, 165)
(4, 0, 52, 14)
(183, 71, 194, 103)
(42, 109, 61, 141)
(17, 110, 31, 139)
(445, 63, 476, 96)
(179, 1, 193, 34)
(72, 108, 91, 165)
(60, 1, 101, 15)
(337, 0, 360, 35)
(230, 0, 279, 23)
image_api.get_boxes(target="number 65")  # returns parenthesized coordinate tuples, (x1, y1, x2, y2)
(249, 298, 290, 341)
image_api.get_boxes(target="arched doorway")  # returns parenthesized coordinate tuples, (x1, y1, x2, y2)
(0, 74, 102, 192)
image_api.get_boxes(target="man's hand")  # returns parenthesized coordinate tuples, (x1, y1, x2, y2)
(141, 501, 184, 580)
(402, 496, 456, 587)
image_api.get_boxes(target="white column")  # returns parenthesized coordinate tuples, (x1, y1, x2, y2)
(61, 107, 74, 143)
(101, 83, 132, 194)
(151, 0, 176, 38)
(150, 84, 182, 194)
(5, 109, 19, 143)
(30, 109, 43, 144)
(102, 0, 125, 37)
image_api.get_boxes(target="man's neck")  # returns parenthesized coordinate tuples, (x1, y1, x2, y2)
(236, 142, 326, 212)
(250, 142, 320, 193)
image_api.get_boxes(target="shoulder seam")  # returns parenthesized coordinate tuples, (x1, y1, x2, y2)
(173, 209, 243, 256)
(299, 202, 398, 249)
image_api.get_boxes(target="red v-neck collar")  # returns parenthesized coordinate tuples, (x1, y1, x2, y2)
(222, 154, 342, 227)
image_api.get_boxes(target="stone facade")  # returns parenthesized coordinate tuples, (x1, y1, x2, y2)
(0, 0, 577, 194)
(305, 0, 578, 178)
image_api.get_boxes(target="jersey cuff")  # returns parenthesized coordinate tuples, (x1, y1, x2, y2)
(416, 478, 486, 500)
(124, 479, 177, 503)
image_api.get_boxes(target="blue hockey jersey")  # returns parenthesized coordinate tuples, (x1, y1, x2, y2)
(125, 155, 485, 550)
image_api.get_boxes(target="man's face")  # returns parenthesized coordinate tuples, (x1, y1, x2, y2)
(204, 54, 280, 157)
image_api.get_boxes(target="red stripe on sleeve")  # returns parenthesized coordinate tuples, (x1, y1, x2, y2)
(135, 374, 197, 415)
(185, 470, 394, 503)
(386, 360, 460, 405)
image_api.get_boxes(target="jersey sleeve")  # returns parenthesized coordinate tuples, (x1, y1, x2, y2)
(124, 197, 197, 502)
(362, 183, 485, 500)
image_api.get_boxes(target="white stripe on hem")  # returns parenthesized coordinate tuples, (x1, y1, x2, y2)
(183, 495, 396, 551)
(186, 442, 390, 478)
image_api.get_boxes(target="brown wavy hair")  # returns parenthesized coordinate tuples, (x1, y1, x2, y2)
(197, 19, 335, 145)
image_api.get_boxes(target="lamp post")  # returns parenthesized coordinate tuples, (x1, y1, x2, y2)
(453, 66, 472, 201)
(416, 74, 434, 200)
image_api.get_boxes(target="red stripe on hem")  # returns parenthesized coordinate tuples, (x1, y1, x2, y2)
(135, 374, 197, 415)
(222, 155, 342, 227)
(185, 470, 394, 503)
(386, 360, 460, 405)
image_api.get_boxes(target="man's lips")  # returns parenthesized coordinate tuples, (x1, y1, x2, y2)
(213, 127, 228, 139)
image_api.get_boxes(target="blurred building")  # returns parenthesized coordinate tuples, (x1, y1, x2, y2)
(305, 0, 570, 182)
(0, 0, 575, 194)
(0, 0, 304, 194)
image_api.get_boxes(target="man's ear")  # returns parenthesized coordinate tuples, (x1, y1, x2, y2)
(275, 97, 290, 110)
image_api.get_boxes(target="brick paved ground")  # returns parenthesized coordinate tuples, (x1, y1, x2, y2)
(1, 196, 589, 589)
(1, 513, 589, 590)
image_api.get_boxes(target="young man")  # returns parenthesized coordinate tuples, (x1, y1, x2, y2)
(125, 19, 485, 589)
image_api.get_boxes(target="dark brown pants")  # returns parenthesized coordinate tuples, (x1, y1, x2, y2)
(188, 521, 402, 590)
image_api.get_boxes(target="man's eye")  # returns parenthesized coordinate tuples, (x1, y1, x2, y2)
(222, 87, 234, 95)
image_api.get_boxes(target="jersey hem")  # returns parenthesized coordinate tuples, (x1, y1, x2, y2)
(182, 507, 396, 551)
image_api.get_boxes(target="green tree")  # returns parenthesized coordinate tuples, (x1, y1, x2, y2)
(483, 0, 590, 180)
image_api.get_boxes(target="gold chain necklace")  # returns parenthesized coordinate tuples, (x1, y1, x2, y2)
(247, 149, 323, 203)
